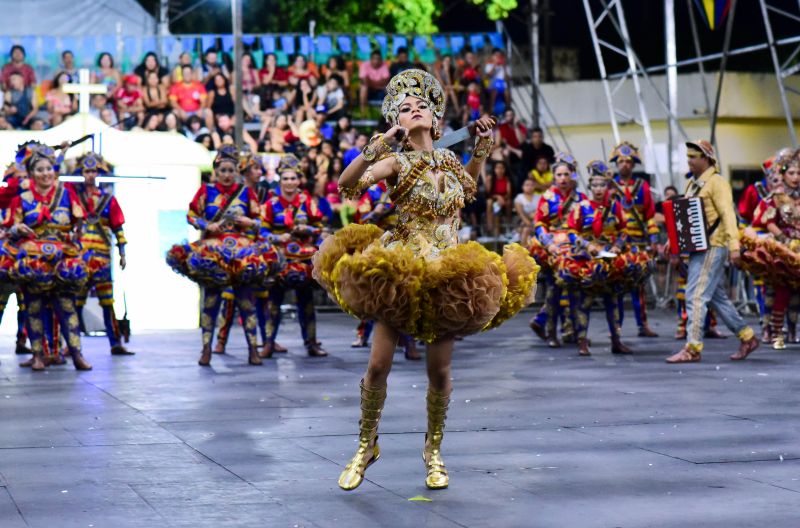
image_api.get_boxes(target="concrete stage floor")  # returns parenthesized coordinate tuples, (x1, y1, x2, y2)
(1, 309, 799, 527)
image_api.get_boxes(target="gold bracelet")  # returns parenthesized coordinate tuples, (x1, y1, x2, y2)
(362, 134, 392, 162)
(338, 171, 376, 200)
(472, 135, 494, 161)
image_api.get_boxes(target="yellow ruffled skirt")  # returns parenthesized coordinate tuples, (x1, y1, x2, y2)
(312, 224, 540, 343)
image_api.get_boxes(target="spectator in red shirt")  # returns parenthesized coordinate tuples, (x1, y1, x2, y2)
(358, 50, 390, 114)
(497, 109, 527, 150)
(259, 52, 290, 112)
(498, 109, 528, 191)
(169, 65, 208, 123)
(287, 54, 317, 87)
(113, 74, 145, 127)
(459, 50, 482, 86)
(485, 161, 513, 234)
(1, 45, 36, 89)
(260, 53, 289, 87)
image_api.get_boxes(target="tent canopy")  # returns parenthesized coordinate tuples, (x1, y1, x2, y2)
(0, 0, 156, 37)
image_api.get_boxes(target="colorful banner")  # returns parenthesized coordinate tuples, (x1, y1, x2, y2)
(692, 0, 732, 30)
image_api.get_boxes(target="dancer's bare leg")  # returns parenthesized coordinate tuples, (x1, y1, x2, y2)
(364, 322, 399, 389)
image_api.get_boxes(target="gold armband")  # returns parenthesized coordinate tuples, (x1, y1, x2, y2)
(472, 135, 494, 161)
(338, 171, 376, 200)
(362, 134, 392, 162)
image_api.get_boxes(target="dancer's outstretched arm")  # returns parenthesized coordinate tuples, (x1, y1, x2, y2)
(465, 116, 497, 180)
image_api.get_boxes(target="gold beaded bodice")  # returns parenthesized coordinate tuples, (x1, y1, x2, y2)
(381, 149, 475, 258)
(771, 191, 800, 239)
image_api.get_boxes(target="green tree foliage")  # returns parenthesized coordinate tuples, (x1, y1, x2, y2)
(469, 0, 517, 20)
(378, 0, 441, 34)
(139, 0, 515, 35)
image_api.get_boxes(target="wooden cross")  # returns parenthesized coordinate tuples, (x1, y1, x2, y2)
(63, 68, 107, 115)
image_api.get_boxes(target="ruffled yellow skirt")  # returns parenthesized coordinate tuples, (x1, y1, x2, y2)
(312, 224, 540, 343)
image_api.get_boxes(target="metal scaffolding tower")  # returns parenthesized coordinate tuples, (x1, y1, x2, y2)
(581, 0, 695, 193)
(760, 0, 800, 147)
(582, 0, 799, 186)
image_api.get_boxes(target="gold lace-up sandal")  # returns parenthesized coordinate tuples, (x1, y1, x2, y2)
(338, 380, 387, 491)
(423, 388, 451, 489)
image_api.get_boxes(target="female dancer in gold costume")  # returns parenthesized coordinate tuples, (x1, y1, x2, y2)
(313, 70, 539, 490)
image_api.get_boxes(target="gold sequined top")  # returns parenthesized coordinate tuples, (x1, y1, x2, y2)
(381, 149, 476, 258)
(762, 191, 800, 240)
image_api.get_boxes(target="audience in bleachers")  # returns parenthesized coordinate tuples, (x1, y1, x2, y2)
(0, 39, 554, 239)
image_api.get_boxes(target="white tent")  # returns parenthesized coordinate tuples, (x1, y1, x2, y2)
(0, 114, 214, 332)
(0, 0, 156, 36)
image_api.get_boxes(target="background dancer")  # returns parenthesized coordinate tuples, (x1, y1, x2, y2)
(71, 152, 133, 356)
(1, 144, 91, 370)
(528, 153, 586, 348)
(167, 146, 282, 366)
(609, 142, 659, 338)
(262, 155, 328, 358)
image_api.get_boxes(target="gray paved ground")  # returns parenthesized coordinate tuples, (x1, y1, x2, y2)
(1, 308, 799, 527)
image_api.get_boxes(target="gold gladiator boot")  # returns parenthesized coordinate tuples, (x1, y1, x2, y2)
(423, 388, 450, 490)
(338, 380, 387, 491)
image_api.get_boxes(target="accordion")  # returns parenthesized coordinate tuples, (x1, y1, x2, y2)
(663, 197, 711, 254)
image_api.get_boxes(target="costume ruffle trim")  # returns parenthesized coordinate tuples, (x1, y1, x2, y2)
(0, 239, 90, 293)
(553, 247, 650, 294)
(167, 235, 284, 288)
(312, 224, 539, 342)
(740, 229, 800, 286)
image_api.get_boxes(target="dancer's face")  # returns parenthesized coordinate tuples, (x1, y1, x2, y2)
(215, 160, 237, 186)
(616, 158, 634, 178)
(280, 170, 300, 196)
(32, 159, 56, 191)
(590, 177, 608, 202)
(784, 164, 800, 190)
(245, 165, 262, 187)
(397, 96, 432, 137)
(82, 167, 98, 187)
(554, 165, 573, 192)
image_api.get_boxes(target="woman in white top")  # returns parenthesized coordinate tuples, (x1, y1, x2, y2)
(514, 178, 538, 246)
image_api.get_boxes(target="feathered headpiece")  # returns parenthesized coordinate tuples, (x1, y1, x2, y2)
(276, 154, 300, 175)
(213, 145, 240, 169)
(75, 152, 112, 175)
(553, 152, 579, 180)
(772, 147, 798, 175)
(237, 149, 264, 174)
(22, 143, 57, 173)
(609, 141, 642, 165)
(586, 159, 612, 181)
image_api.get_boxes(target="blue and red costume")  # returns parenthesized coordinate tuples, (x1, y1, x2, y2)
(69, 153, 131, 353)
(1, 178, 89, 367)
(528, 184, 587, 342)
(262, 189, 325, 352)
(167, 180, 282, 353)
(558, 194, 644, 349)
(0, 163, 29, 353)
(610, 173, 659, 334)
